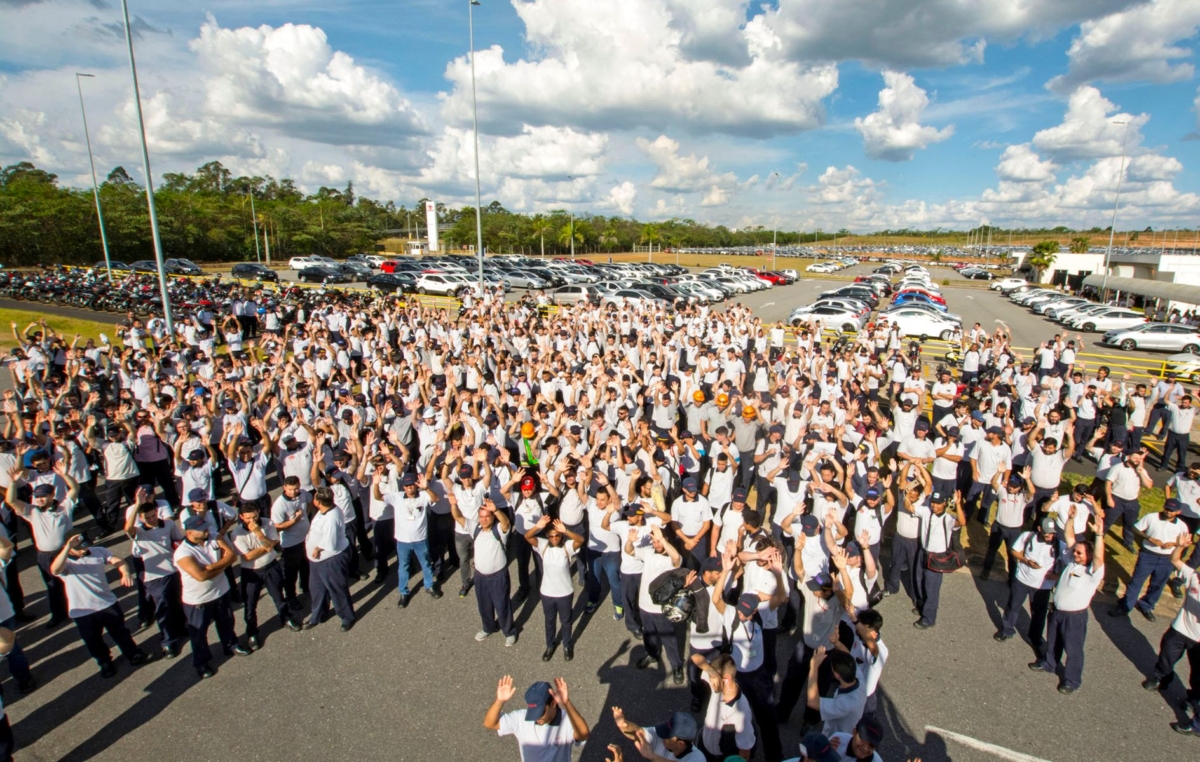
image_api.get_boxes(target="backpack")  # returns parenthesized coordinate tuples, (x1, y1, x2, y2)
(857, 566, 884, 607)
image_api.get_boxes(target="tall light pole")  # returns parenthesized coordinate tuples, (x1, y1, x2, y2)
(75, 73, 113, 282)
(567, 175, 575, 260)
(770, 171, 779, 270)
(121, 0, 173, 334)
(248, 192, 262, 263)
(468, 0, 485, 292)
(1101, 120, 1131, 301)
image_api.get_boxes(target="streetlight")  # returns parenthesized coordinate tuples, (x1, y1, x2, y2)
(566, 175, 575, 260)
(1101, 120, 1131, 302)
(468, 0, 485, 293)
(770, 171, 779, 270)
(121, 0, 173, 334)
(75, 73, 112, 282)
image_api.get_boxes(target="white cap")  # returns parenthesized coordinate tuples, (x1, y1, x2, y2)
(99, 333, 109, 345)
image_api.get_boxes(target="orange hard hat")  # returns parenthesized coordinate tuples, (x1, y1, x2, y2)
(742, 405, 756, 419)
(692, 390, 705, 403)
(520, 422, 535, 438)
(716, 393, 730, 406)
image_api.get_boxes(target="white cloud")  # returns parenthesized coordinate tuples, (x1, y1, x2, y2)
(807, 166, 881, 206)
(1031, 86, 1146, 161)
(440, 0, 838, 138)
(636, 135, 737, 193)
(0, 108, 57, 166)
(98, 90, 265, 159)
(854, 71, 954, 161)
(1048, 0, 1200, 93)
(190, 15, 427, 146)
(995, 144, 1058, 183)
(603, 181, 638, 215)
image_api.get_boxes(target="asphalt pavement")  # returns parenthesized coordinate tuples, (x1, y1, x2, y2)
(4, 266, 1198, 761)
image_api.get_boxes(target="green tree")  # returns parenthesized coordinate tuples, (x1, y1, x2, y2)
(1028, 240, 1059, 281)
(1069, 236, 1090, 253)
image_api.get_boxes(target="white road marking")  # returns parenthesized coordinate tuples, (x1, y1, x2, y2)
(965, 295, 974, 300)
(924, 726, 1053, 762)
(760, 301, 775, 308)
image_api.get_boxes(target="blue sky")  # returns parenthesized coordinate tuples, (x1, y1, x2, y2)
(1, 0, 1198, 232)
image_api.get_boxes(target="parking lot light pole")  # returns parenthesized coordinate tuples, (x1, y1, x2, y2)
(75, 72, 112, 282)
(469, 0, 485, 293)
(122, 0, 173, 335)
(1102, 120, 1131, 303)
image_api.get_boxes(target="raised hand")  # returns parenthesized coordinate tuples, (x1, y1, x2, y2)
(495, 675, 516, 703)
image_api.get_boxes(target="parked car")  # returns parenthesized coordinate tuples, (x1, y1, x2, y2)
(1066, 308, 1147, 332)
(96, 261, 131, 271)
(550, 285, 601, 305)
(779, 269, 800, 280)
(959, 269, 994, 280)
(129, 260, 161, 274)
(1053, 304, 1110, 324)
(880, 302, 962, 324)
(879, 308, 961, 340)
(288, 256, 325, 270)
(991, 277, 1029, 292)
(821, 286, 879, 307)
(296, 266, 346, 284)
(165, 258, 203, 275)
(787, 305, 866, 333)
(1038, 298, 1093, 318)
(505, 270, 551, 289)
(415, 273, 464, 296)
(602, 289, 666, 307)
(366, 272, 416, 294)
(1161, 353, 1200, 383)
(1100, 323, 1200, 352)
(230, 263, 279, 282)
(337, 262, 374, 280)
(891, 292, 948, 311)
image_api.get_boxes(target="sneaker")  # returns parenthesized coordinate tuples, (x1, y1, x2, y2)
(584, 600, 600, 615)
(994, 631, 1012, 642)
(672, 667, 684, 685)
(1057, 685, 1076, 695)
(613, 606, 624, 621)
(1028, 661, 1049, 673)
(286, 620, 303, 632)
(340, 621, 355, 632)
(161, 646, 178, 660)
(1171, 721, 1199, 736)
(459, 583, 473, 598)
(99, 661, 117, 679)
(913, 619, 934, 630)
(632, 628, 644, 639)
(226, 645, 252, 657)
(475, 630, 492, 642)
(505, 634, 518, 647)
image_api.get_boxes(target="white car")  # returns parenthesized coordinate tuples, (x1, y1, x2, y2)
(1066, 308, 1147, 332)
(288, 256, 324, 269)
(1100, 323, 1200, 353)
(806, 263, 838, 273)
(1054, 304, 1110, 324)
(991, 277, 1029, 292)
(878, 308, 961, 340)
(1162, 353, 1200, 383)
(788, 305, 866, 333)
(415, 273, 466, 296)
(779, 269, 800, 280)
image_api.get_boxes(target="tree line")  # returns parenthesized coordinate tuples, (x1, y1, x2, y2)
(0, 159, 1153, 266)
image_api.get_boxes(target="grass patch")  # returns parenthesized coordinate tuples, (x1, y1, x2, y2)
(0, 308, 115, 350)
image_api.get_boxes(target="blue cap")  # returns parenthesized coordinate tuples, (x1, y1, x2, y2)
(524, 681, 553, 721)
(806, 571, 834, 591)
(1164, 498, 1183, 513)
(802, 733, 840, 762)
(800, 514, 820, 535)
(182, 515, 208, 532)
(187, 488, 209, 503)
(970, 411, 985, 421)
(681, 477, 698, 492)
(654, 711, 698, 742)
(31, 484, 54, 498)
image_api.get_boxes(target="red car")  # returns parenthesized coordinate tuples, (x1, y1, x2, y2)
(755, 271, 788, 285)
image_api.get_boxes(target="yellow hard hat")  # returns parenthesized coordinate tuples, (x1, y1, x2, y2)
(716, 393, 730, 406)
(692, 390, 705, 403)
(742, 405, 756, 419)
(520, 422, 535, 439)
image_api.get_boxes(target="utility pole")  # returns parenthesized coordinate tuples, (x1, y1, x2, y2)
(249, 193, 262, 263)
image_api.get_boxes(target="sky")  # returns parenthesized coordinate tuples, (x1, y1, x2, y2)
(1, 0, 1199, 233)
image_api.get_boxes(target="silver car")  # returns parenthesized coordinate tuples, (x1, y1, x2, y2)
(1100, 323, 1200, 353)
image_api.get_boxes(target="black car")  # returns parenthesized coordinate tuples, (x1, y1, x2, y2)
(230, 263, 280, 282)
(337, 262, 373, 280)
(821, 286, 879, 307)
(367, 273, 416, 294)
(961, 269, 994, 280)
(129, 260, 161, 274)
(95, 260, 131, 272)
(296, 266, 346, 284)
(165, 258, 203, 275)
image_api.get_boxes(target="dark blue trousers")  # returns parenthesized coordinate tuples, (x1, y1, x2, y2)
(144, 573, 188, 652)
(1109, 496, 1141, 549)
(999, 580, 1051, 650)
(1122, 550, 1174, 613)
(241, 561, 292, 636)
(475, 569, 515, 636)
(1162, 432, 1191, 473)
(1151, 626, 1200, 699)
(183, 593, 238, 669)
(74, 603, 142, 667)
(1036, 608, 1089, 690)
(917, 557, 945, 625)
(307, 548, 355, 627)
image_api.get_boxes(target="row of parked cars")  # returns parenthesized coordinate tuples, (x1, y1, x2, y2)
(94, 258, 205, 276)
(806, 257, 860, 273)
(1000, 282, 1200, 353)
(787, 264, 964, 339)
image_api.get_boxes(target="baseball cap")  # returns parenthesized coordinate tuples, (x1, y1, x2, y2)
(731, 487, 748, 503)
(621, 503, 644, 518)
(915, 419, 930, 431)
(678, 430, 693, 439)
(182, 515, 208, 532)
(864, 487, 881, 501)
(856, 717, 884, 746)
(187, 449, 206, 461)
(800, 515, 820, 536)
(654, 711, 698, 743)
(187, 488, 209, 503)
(458, 465, 474, 479)
(1164, 498, 1183, 513)
(986, 425, 1004, 436)
(520, 476, 536, 491)
(801, 733, 839, 762)
(682, 477, 698, 493)
(970, 411, 985, 422)
(524, 681, 553, 721)
(31, 484, 54, 498)
(930, 491, 948, 504)
(946, 426, 960, 437)
(701, 557, 722, 573)
(399, 474, 417, 487)
(422, 406, 436, 418)
(844, 542, 862, 559)
(805, 571, 834, 592)
(735, 592, 759, 618)
(1040, 517, 1057, 534)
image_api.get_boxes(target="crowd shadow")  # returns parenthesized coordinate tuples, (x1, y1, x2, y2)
(873, 686, 953, 762)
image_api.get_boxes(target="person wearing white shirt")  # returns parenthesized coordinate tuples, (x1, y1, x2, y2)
(229, 504, 302, 649)
(1030, 513, 1105, 694)
(806, 644, 868, 739)
(1112, 499, 1190, 621)
(269, 477, 312, 608)
(633, 524, 686, 682)
(583, 479, 623, 619)
(524, 516, 584, 662)
(452, 497, 518, 645)
(484, 676, 590, 762)
(968, 427, 1012, 527)
(376, 472, 443, 606)
(611, 706, 704, 762)
(911, 490, 966, 629)
(173, 514, 250, 679)
(1161, 396, 1196, 473)
(691, 653, 756, 759)
(125, 501, 188, 659)
(980, 469, 1032, 581)
(1105, 450, 1153, 550)
(49, 535, 149, 678)
(996, 517, 1061, 649)
(671, 481, 714, 568)
(1144, 544, 1200, 721)
(303, 487, 356, 632)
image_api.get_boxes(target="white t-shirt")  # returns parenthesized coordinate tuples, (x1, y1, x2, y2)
(1134, 513, 1188, 555)
(819, 680, 867, 737)
(536, 538, 577, 598)
(174, 540, 231, 605)
(701, 691, 755, 754)
(640, 726, 705, 762)
(56, 547, 119, 617)
(496, 708, 581, 762)
(1013, 531, 1059, 590)
(636, 547, 679, 613)
(671, 496, 714, 537)
(1170, 566, 1200, 641)
(1053, 560, 1104, 612)
(386, 493, 431, 543)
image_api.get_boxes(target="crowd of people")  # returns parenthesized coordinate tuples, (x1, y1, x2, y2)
(1, 281, 1199, 762)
